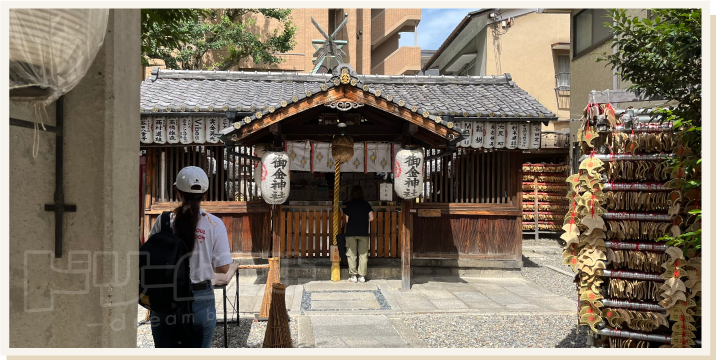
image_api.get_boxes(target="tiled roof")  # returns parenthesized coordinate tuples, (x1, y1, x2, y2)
(140, 65, 557, 125)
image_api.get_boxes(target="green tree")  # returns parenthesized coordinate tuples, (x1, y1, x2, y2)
(142, 9, 296, 71)
(598, 9, 701, 251)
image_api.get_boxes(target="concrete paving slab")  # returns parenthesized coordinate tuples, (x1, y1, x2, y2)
(388, 316, 426, 348)
(297, 315, 315, 348)
(417, 289, 459, 300)
(310, 315, 408, 348)
(304, 281, 378, 291)
(311, 292, 377, 301)
(442, 282, 481, 292)
(311, 299, 382, 310)
(462, 300, 505, 309)
(504, 303, 544, 311)
(430, 299, 469, 310)
(238, 296, 257, 312)
(395, 298, 437, 311)
(484, 294, 532, 305)
(452, 291, 493, 303)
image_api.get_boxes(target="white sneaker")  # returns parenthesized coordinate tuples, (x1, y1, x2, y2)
(358, 276, 366, 283)
(349, 276, 358, 283)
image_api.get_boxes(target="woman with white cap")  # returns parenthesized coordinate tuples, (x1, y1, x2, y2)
(148, 166, 232, 348)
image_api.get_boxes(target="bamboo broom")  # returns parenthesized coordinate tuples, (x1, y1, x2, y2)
(262, 283, 292, 348)
(259, 257, 280, 319)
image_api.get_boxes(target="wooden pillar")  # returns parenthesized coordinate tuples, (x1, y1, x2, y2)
(272, 205, 283, 258)
(400, 200, 414, 290)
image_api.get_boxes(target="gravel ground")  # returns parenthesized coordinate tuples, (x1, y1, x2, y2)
(137, 317, 298, 348)
(521, 244, 578, 300)
(403, 314, 586, 348)
(522, 238, 565, 248)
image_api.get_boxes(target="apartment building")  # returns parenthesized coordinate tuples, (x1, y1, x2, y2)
(143, 8, 421, 78)
(423, 9, 571, 132)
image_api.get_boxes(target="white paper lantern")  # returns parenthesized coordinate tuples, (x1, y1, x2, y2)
(219, 117, 231, 135)
(471, 121, 484, 148)
(260, 150, 290, 204)
(153, 116, 167, 144)
(518, 122, 530, 149)
(253, 144, 268, 196)
(193, 116, 206, 143)
(206, 116, 220, 143)
(495, 122, 506, 148)
(506, 122, 519, 149)
(166, 116, 179, 144)
(180, 117, 192, 144)
(459, 121, 472, 147)
(529, 122, 542, 149)
(140, 117, 153, 144)
(484, 122, 496, 149)
(394, 146, 424, 200)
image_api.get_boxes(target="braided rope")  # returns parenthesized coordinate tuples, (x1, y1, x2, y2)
(333, 161, 341, 245)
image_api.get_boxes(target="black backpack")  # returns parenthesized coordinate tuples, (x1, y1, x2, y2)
(139, 211, 194, 314)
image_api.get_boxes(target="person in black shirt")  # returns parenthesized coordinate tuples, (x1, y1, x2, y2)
(343, 185, 374, 283)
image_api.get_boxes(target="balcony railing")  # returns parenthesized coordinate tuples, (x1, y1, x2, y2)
(371, 9, 421, 48)
(554, 72, 570, 110)
(555, 72, 570, 91)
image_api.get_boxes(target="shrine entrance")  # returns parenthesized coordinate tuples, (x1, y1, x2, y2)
(139, 63, 558, 287)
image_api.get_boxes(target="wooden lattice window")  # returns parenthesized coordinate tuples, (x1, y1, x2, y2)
(421, 148, 520, 205)
(142, 145, 258, 204)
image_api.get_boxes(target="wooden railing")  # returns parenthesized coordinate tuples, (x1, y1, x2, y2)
(278, 205, 401, 258)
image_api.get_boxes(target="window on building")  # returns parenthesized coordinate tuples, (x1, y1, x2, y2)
(557, 55, 570, 88)
(574, 9, 613, 57)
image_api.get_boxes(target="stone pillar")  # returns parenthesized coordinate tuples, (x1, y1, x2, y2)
(9, 9, 141, 348)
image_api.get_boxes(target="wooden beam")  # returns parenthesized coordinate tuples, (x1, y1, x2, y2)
(233, 86, 460, 143)
(400, 200, 414, 290)
(282, 124, 402, 135)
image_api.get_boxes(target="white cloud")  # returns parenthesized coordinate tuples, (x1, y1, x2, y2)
(414, 8, 481, 50)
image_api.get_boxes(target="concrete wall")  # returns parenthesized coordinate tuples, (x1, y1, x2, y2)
(9, 9, 140, 348)
(485, 12, 571, 121)
(569, 9, 664, 119)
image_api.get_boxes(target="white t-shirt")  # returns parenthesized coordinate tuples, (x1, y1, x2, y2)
(149, 209, 233, 284)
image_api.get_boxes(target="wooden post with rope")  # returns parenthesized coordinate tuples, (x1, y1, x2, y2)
(330, 133, 354, 282)
(330, 161, 342, 281)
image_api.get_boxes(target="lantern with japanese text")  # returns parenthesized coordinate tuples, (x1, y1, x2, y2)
(260, 150, 291, 205)
(206, 116, 220, 143)
(140, 117, 153, 144)
(529, 122, 541, 149)
(518, 122, 530, 149)
(459, 121, 472, 147)
(471, 121, 484, 148)
(506, 121, 518, 149)
(167, 116, 179, 144)
(253, 144, 268, 197)
(483, 122, 496, 149)
(495, 122, 506, 148)
(193, 116, 206, 143)
(394, 145, 424, 200)
(180, 117, 192, 144)
(153, 116, 167, 144)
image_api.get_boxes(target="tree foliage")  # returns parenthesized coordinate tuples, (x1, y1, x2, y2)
(598, 9, 702, 251)
(142, 9, 296, 71)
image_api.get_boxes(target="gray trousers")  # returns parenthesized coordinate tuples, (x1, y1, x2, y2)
(346, 236, 369, 277)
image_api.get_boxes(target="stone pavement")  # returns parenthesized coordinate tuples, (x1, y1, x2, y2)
(136, 275, 577, 347)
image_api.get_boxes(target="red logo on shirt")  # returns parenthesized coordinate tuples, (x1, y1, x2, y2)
(196, 228, 206, 244)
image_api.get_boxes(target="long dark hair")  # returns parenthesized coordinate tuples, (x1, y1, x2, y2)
(173, 188, 204, 252)
(351, 185, 364, 200)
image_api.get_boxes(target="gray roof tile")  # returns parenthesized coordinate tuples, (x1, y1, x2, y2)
(140, 67, 556, 120)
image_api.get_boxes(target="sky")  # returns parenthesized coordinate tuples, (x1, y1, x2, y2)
(399, 8, 480, 50)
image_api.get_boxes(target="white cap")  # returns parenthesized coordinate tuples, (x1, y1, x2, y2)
(174, 166, 209, 193)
